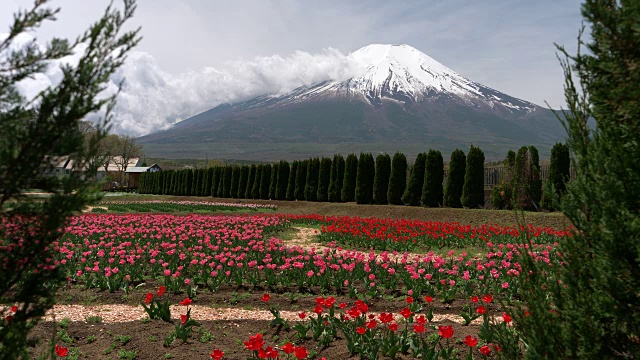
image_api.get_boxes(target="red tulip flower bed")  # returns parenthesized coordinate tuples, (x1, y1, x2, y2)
(284, 214, 570, 252)
(1, 211, 568, 359)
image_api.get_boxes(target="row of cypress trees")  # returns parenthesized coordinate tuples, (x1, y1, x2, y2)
(139, 145, 487, 208)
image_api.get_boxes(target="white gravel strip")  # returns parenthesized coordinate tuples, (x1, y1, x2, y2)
(39, 304, 485, 325)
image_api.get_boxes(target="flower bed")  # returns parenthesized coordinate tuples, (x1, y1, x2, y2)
(284, 214, 569, 251)
(2, 213, 562, 301)
(98, 200, 277, 213)
(1, 212, 570, 358)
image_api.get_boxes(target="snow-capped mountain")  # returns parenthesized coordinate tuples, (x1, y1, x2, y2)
(139, 44, 564, 161)
(236, 44, 537, 112)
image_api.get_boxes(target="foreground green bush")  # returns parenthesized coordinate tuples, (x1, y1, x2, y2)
(493, 1, 640, 357)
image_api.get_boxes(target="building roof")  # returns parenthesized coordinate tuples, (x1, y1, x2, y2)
(125, 164, 160, 173)
(99, 157, 140, 172)
(125, 166, 150, 173)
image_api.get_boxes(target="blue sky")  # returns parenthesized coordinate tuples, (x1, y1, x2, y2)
(2, 0, 585, 135)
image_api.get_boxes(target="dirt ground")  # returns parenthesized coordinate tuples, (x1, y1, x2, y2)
(32, 284, 499, 360)
(29, 316, 483, 360)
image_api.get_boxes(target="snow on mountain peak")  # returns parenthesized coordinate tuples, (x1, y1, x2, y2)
(240, 43, 537, 112)
(344, 43, 481, 101)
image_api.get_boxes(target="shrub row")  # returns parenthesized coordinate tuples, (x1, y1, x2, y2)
(140, 146, 490, 208)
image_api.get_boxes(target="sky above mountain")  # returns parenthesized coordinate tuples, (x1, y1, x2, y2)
(1, 0, 583, 136)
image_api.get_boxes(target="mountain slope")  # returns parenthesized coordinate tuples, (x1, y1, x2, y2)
(139, 44, 564, 160)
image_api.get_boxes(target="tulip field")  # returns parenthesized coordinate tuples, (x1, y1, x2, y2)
(1, 201, 571, 359)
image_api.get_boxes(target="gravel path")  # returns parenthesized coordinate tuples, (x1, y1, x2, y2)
(41, 304, 482, 325)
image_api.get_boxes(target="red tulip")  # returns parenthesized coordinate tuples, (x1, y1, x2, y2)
(482, 294, 493, 303)
(55, 344, 69, 357)
(438, 325, 454, 338)
(282, 342, 295, 354)
(464, 335, 478, 347)
(294, 346, 308, 359)
(210, 348, 224, 360)
(502, 312, 512, 323)
(480, 345, 491, 356)
(180, 298, 192, 306)
(400, 307, 413, 319)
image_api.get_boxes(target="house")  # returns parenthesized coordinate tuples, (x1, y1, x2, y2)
(41, 156, 74, 178)
(40, 155, 142, 189)
(125, 164, 162, 188)
(96, 156, 141, 187)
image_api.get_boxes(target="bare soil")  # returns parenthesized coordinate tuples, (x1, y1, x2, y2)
(29, 317, 484, 360)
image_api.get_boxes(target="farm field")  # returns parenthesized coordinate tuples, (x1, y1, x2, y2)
(2, 201, 570, 359)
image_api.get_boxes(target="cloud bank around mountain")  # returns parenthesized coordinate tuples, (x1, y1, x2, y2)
(3, 33, 359, 136)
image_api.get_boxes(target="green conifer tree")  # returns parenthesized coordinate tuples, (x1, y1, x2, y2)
(276, 160, 290, 200)
(304, 158, 320, 201)
(212, 167, 222, 197)
(268, 163, 278, 199)
(443, 150, 466, 208)
(170, 171, 177, 195)
(217, 167, 225, 197)
(201, 168, 210, 196)
(317, 157, 332, 202)
(260, 164, 271, 200)
(422, 150, 444, 207)
(286, 161, 298, 201)
(328, 154, 345, 202)
(388, 152, 407, 205)
(245, 164, 256, 199)
(202, 167, 216, 196)
(529, 145, 542, 208)
(251, 165, 262, 199)
(355, 153, 375, 204)
(402, 153, 426, 206)
(373, 154, 391, 204)
(341, 154, 358, 202)
(0, 2, 140, 356)
(461, 145, 485, 208)
(294, 160, 308, 200)
(182, 169, 193, 196)
(294, 160, 309, 200)
(222, 166, 233, 198)
(542, 143, 570, 210)
(512, 146, 531, 209)
(229, 166, 240, 198)
(237, 165, 249, 199)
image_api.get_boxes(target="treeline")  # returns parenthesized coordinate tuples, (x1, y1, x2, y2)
(139, 144, 570, 211)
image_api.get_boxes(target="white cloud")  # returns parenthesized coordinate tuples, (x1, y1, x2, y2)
(107, 48, 359, 136)
(3, 32, 358, 136)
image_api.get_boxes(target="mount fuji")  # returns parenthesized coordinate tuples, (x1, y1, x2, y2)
(138, 44, 565, 160)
